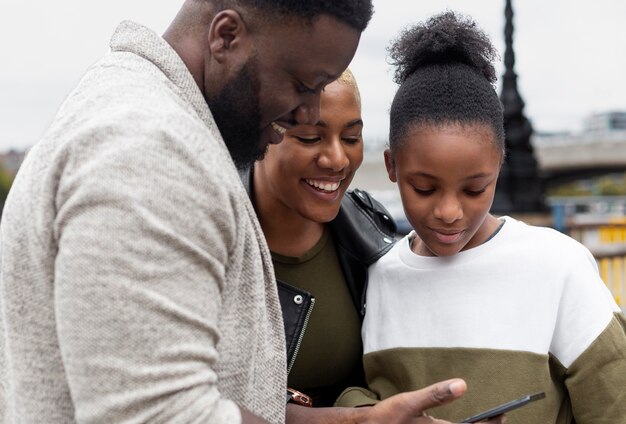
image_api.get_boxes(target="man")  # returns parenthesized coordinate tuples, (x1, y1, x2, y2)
(0, 1, 503, 423)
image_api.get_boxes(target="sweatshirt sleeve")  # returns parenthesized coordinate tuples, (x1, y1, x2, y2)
(52, 130, 242, 423)
(565, 313, 626, 423)
(551, 244, 626, 423)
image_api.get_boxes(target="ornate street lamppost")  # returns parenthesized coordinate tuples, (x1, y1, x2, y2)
(493, 0, 546, 213)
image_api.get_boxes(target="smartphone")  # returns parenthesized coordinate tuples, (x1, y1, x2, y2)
(461, 392, 545, 423)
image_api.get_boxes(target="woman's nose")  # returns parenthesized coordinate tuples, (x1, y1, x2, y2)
(317, 139, 349, 172)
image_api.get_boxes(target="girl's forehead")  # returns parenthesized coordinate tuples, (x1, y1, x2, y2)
(407, 121, 495, 138)
(393, 122, 503, 170)
(398, 121, 501, 154)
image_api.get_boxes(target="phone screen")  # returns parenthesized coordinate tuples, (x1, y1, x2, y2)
(461, 392, 545, 423)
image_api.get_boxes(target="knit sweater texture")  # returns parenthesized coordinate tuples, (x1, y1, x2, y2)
(0, 21, 286, 424)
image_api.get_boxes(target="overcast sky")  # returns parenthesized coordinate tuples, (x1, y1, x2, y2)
(1, 0, 625, 152)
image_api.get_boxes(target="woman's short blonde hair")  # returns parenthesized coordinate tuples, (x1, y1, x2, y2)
(335, 68, 361, 107)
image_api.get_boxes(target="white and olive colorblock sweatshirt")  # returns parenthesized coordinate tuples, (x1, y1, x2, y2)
(337, 216, 626, 423)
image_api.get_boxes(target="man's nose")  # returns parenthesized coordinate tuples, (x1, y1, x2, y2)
(293, 93, 321, 125)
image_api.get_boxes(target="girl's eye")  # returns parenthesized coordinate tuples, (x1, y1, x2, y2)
(294, 136, 321, 144)
(465, 188, 486, 197)
(414, 188, 435, 196)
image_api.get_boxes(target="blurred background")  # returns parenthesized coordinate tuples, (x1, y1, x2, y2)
(1, 0, 625, 309)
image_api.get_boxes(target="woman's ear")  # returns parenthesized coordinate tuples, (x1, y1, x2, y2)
(207, 10, 250, 65)
(384, 149, 397, 183)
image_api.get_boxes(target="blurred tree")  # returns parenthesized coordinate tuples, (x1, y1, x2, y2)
(597, 175, 626, 196)
(548, 183, 592, 197)
(547, 173, 626, 197)
(0, 163, 15, 216)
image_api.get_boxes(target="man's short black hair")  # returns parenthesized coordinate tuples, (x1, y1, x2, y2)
(211, 0, 373, 31)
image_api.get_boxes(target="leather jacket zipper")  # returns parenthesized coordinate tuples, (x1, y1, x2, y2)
(360, 275, 368, 317)
(287, 297, 315, 375)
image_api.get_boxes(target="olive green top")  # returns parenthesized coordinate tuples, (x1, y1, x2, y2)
(272, 227, 362, 407)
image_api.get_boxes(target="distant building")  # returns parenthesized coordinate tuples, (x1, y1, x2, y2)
(585, 111, 626, 134)
(532, 111, 626, 148)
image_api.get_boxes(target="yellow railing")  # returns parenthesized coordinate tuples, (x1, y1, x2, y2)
(568, 221, 626, 310)
(598, 256, 625, 307)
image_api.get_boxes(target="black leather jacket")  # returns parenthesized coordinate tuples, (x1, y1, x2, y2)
(240, 168, 397, 372)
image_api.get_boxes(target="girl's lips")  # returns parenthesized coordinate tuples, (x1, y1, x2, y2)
(432, 229, 464, 244)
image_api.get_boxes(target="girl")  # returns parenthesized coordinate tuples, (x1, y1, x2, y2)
(337, 11, 626, 423)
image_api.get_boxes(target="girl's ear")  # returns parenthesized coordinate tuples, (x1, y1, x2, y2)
(384, 149, 397, 183)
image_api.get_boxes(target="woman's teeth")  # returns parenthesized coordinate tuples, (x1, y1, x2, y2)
(305, 179, 340, 192)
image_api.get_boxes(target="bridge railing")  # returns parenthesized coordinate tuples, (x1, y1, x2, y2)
(550, 196, 626, 311)
(567, 220, 626, 309)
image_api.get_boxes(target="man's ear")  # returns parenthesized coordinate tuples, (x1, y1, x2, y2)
(384, 149, 398, 183)
(208, 10, 249, 64)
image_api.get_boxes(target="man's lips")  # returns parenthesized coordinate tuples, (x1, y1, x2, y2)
(271, 122, 287, 136)
(267, 122, 289, 144)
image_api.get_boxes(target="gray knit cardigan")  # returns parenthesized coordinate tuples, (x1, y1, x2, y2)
(0, 21, 286, 424)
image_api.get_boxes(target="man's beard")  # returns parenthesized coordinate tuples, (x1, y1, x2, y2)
(207, 59, 266, 170)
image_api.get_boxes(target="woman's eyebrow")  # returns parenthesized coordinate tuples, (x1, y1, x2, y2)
(315, 119, 363, 128)
(346, 119, 364, 128)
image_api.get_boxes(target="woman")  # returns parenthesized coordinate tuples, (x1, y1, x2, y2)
(241, 70, 397, 407)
